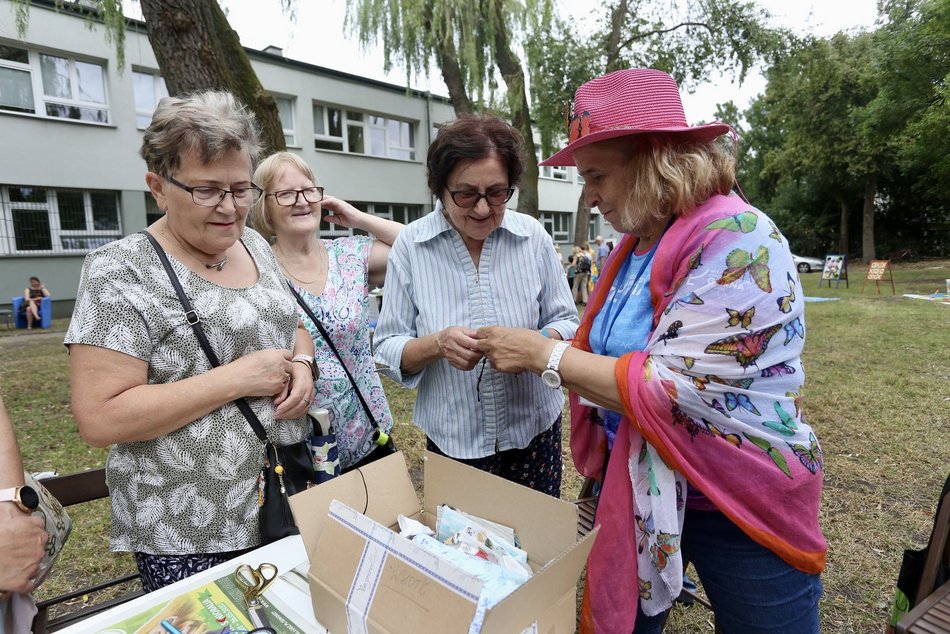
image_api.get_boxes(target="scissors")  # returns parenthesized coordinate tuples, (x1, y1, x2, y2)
(234, 563, 278, 630)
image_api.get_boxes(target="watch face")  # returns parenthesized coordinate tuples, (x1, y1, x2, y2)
(19, 486, 39, 510)
(541, 368, 562, 389)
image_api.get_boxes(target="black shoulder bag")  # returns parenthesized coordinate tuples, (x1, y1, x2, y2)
(286, 281, 395, 472)
(142, 231, 316, 544)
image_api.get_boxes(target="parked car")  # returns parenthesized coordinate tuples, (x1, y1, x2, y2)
(792, 254, 824, 273)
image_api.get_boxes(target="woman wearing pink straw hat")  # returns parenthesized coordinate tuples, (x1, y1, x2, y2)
(477, 68, 825, 633)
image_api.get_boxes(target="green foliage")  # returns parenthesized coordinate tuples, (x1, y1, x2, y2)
(12, 0, 127, 69)
(5, 260, 950, 633)
(345, 0, 533, 110)
(740, 0, 950, 258)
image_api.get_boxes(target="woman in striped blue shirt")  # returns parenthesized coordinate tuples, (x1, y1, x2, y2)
(373, 114, 578, 496)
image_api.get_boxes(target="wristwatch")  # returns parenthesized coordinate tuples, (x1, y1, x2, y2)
(0, 485, 40, 513)
(541, 341, 571, 389)
(292, 354, 318, 381)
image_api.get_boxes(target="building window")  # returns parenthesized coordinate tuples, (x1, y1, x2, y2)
(319, 202, 422, 238)
(313, 103, 415, 160)
(274, 96, 296, 146)
(540, 164, 569, 181)
(133, 70, 168, 128)
(0, 185, 121, 254)
(0, 44, 109, 123)
(536, 149, 570, 181)
(145, 192, 163, 226)
(541, 211, 572, 243)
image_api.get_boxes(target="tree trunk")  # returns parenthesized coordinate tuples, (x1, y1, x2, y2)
(574, 194, 591, 246)
(138, 0, 285, 156)
(435, 39, 472, 116)
(492, 1, 538, 218)
(861, 176, 876, 262)
(422, 3, 472, 117)
(604, 0, 629, 72)
(571, 0, 628, 243)
(838, 199, 849, 255)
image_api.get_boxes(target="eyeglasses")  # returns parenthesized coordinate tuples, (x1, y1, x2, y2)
(167, 175, 263, 208)
(448, 187, 515, 209)
(268, 187, 325, 206)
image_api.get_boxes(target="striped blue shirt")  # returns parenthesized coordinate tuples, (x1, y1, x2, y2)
(373, 204, 579, 459)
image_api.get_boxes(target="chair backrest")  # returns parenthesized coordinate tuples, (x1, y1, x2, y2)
(12, 295, 52, 329)
(33, 468, 143, 634)
(915, 475, 950, 604)
(39, 467, 109, 507)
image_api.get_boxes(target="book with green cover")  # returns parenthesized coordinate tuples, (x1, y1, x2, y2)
(93, 572, 307, 634)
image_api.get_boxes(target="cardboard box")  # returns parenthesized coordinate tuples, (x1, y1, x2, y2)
(290, 451, 598, 634)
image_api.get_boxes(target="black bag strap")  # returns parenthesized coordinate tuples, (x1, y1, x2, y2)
(140, 231, 268, 443)
(285, 281, 379, 431)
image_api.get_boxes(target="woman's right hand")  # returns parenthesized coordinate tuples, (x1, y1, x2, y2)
(226, 348, 295, 397)
(0, 505, 46, 593)
(437, 326, 484, 371)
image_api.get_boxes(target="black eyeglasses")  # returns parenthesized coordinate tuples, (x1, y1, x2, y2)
(268, 187, 325, 206)
(448, 187, 515, 209)
(167, 175, 263, 208)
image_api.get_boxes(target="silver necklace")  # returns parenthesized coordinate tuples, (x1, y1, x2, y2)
(162, 227, 229, 271)
(275, 245, 324, 285)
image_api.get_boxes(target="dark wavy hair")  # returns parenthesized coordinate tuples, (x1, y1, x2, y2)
(426, 114, 525, 198)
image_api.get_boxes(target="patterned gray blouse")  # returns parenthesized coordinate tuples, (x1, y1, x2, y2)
(65, 228, 307, 555)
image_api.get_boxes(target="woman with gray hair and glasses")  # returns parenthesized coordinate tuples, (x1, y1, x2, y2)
(252, 151, 403, 472)
(65, 91, 316, 591)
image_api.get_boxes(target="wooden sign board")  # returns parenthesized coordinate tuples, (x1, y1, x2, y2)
(863, 259, 895, 294)
(820, 254, 849, 288)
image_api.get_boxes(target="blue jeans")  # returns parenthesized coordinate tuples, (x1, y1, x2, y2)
(633, 508, 822, 634)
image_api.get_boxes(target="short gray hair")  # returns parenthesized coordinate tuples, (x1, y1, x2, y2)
(139, 91, 262, 178)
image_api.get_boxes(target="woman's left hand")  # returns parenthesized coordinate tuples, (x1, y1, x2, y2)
(272, 361, 314, 419)
(476, 326, 552, 374)
(321, 195, 366, 230)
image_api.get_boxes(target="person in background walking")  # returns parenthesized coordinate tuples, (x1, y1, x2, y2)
(573, 244, 592, 304)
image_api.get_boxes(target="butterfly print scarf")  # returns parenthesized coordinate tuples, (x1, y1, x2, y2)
(571, 193, 827, 634)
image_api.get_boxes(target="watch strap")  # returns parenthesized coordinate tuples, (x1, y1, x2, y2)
(291, 354, 317, 380)
(0, 486, 31, 513)
(546, 341, 571, 372)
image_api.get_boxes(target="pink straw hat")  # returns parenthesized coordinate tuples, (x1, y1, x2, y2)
(540, 68, 732, 166)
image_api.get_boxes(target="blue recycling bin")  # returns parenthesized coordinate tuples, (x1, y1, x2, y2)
(12, 296, 52, 329)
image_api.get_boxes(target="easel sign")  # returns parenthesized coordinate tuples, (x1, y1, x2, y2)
(863, 259, 895, 294)
(820, 255, 849, 288)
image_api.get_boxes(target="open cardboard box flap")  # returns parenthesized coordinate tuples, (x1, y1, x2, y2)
(289, 451, 598, 634)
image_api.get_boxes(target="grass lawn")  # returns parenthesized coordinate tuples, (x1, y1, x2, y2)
(2, 258, 948, 632)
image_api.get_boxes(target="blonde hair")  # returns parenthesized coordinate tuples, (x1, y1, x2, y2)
(250, 152, 318, 241)
(614, 134, 735, 232)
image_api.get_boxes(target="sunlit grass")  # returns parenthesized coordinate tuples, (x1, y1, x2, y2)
(2, 258, 948, 632)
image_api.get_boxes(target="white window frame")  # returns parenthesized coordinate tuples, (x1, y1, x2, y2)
(273, 95, 296, 147)
(313, 104, 344, 151)
(313, 103, 415, 160)
(541, 211, 572, 243)
(0, 43, 110, 124)
(0, 185, 122, 255)
(540, 164, 570, 181)
(321, 202, 422, 238)
(536, 148, 570, 181)
(132, 69, 168, 129)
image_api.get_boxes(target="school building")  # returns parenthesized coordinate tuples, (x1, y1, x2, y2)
(0, 0, 611, 319)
